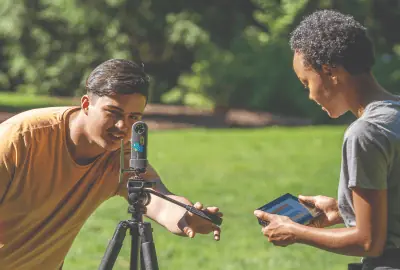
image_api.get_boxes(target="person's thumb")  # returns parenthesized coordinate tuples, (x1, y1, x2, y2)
(178, 214, 196, 238)
(298, 195, 315, 206)
(183, 226, 195, 238)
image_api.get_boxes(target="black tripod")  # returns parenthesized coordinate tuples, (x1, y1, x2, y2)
(98, 172, 223, 270)
(99, 172, 159, 270)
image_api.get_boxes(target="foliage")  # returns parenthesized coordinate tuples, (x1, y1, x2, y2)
(1, 0, 400, 123)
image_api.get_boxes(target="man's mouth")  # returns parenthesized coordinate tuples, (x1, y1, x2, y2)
(108, 133, 125, 141)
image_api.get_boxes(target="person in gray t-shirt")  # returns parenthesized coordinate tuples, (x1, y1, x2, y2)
(254, 10, 400, 270)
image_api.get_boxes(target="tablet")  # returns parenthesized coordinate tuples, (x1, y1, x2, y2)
(256, 193, 322, 226)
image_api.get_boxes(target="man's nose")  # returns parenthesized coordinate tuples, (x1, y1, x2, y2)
(115, 118, 128, 132)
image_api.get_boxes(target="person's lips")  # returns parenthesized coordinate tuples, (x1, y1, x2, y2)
(108, 133, 125, 141)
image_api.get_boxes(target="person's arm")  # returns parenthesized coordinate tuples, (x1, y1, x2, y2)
(255, 120, 389, 257)
(139, 164, 191, 235)
(115, 150, 221, 239)
(293, 187, 387, 257)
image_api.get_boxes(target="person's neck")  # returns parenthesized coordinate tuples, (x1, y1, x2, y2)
(67, 110, 105, 165)
(347, 73, 398, 118)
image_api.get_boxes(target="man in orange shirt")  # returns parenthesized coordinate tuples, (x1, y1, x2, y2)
(0, 59, 222, 269)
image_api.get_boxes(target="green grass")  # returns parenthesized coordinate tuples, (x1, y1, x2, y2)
(0, 92, 78, 112)
(64, 126, 361, 270)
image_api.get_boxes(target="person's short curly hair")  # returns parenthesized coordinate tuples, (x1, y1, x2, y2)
(289, 10, 375, 75)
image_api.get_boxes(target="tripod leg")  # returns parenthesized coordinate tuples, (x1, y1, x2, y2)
(130, 222, 140, 270)
(139, 222, 159, 270)
(140, 247, 145, 270)
(99, 221, 129, 270)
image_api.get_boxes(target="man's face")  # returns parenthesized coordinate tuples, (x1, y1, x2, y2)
(82, 93, 147, 152)
(292, 52, 349, 118)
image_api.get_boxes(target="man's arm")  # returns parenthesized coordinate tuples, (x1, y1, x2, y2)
(116, 162, 197, 236)
(140, 164, 193, 236)
(114, 146, 222, 239)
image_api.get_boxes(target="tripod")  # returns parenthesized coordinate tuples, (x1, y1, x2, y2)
(99, 135, 222, 270)
(99, 173, 159, 270)
(98, 172, 223, 270)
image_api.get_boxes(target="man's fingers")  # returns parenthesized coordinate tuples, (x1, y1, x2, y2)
(193, 202, 204, 210)
(204, 206, 222, 214)
(213, 226, 221, 241)
(254, 210, 273, 221)
(183, 226, 195, 238)
(205, 206, 218, 212)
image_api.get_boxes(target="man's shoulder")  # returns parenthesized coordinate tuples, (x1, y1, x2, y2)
(0, 106, 77, 133)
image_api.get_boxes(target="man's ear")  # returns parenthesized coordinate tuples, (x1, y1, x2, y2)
(81, 95, 90, 115)
(321, 64, 338, 85)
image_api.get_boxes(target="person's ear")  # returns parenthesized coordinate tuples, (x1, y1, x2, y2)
(81, 95, 90, 115)
(321, 64, 338, 85)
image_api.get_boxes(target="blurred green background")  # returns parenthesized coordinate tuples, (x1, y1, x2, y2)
(1, 0, 400, 124)
(0, 0, 397, 269)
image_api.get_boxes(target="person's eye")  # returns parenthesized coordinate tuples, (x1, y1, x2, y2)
(129, 115, 141, 120)
(106, 111, 122, 118)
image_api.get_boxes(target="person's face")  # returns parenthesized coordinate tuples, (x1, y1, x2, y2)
(292, 52, 349, 118)
(81, 93, 147, 152)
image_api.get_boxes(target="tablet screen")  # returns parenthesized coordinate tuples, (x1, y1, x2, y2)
(256, 193, 319, 225)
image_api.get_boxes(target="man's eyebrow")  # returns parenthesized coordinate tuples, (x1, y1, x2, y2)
(105, 105, 143, 115)
(105, 105, 124, 112)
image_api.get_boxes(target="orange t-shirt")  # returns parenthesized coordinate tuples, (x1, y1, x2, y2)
(0, 107, 129, 269)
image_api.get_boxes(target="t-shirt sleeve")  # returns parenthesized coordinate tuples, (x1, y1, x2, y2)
(341, 120, 391, 190)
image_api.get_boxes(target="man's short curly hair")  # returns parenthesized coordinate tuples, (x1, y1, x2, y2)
(289, 10, 375, 75)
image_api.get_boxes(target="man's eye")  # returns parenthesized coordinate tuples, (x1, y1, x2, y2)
(106, 111, 121, 117)
(130, 115, 141, 120)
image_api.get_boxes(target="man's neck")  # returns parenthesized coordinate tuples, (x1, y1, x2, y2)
(67, 110, 105, 165)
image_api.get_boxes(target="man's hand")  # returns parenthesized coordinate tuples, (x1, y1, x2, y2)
(298, 195, 343, 228)
(254, 210, 297, 247)
(178, 202, 223, 241)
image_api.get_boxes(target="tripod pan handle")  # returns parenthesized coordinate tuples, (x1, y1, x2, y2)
(186, 206, 223, 226)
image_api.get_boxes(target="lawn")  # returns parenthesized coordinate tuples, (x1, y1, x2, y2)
(63, 126, 361, 270)
(0, 92, 79, 112)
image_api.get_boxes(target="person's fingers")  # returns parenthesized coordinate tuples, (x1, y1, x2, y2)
(183, 226, 195, 238)
(204, 206, 219, 213)
(178, 215, 195, 238)
(213, 226, 221, 241)
(298, 195, 316, 206)
(254, 210, 273, 221)
(193, 202, 203, 210)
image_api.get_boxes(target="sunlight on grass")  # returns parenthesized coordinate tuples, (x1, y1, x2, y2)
(64, 126, 360, 270)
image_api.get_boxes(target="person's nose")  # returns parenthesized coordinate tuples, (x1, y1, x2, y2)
(115, 117, 128, 133)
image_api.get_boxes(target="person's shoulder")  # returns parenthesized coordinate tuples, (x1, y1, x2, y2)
(0, 106, 76, 133)
(345, 118, 373, 136)
(0, 106, 78, 146)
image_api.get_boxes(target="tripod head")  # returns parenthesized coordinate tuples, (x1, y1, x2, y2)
(126, 174, 155, 214)
(119, 121, 223, 226)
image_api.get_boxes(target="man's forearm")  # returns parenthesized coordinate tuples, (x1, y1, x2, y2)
(145, 193, 192, 236)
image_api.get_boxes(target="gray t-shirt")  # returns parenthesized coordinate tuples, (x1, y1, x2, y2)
(338, 100, 400, 250)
